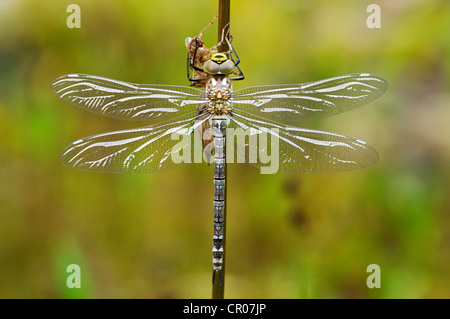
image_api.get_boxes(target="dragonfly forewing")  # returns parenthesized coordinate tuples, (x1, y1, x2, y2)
(231, 73, 387, 124)
(52, 74, 205, 121)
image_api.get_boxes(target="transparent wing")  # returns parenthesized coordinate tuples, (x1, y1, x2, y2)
(227, 112, 378, 173)
(231, 73, 387, 123)
(61, 114, 210, 173)
(52, 74, 207, 121)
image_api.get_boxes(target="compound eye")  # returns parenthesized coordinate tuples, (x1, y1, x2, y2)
(204, 60, 220, 75)
(220, 60, 235, 75)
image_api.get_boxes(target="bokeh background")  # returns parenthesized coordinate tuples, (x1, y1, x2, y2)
(0, 0, 449, 298)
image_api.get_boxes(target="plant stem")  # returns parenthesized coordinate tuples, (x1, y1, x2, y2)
(212, 0, 230, 300)
(217, 0, 230, 53)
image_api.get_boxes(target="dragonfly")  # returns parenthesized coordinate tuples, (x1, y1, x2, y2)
(52, 40, 387, 285)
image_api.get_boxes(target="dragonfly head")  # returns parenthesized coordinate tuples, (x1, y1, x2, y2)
(204, 53, 235, 76)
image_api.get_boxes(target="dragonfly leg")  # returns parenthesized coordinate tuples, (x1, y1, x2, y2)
(186, 49, 209, 83)
(226, 35, 240, 66)
(191, 39, 207, 72)
(223, 32, 245, 81)
(230, 56, 245, 80)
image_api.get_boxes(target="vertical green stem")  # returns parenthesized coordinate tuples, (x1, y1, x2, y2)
(217, 0, 230, 53)
(212, 0, 230, 300)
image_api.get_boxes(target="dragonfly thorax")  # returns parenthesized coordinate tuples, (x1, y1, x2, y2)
(206, 76, 232, 115)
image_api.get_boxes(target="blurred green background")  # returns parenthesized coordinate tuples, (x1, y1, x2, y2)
(0, 0, 449, 298)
